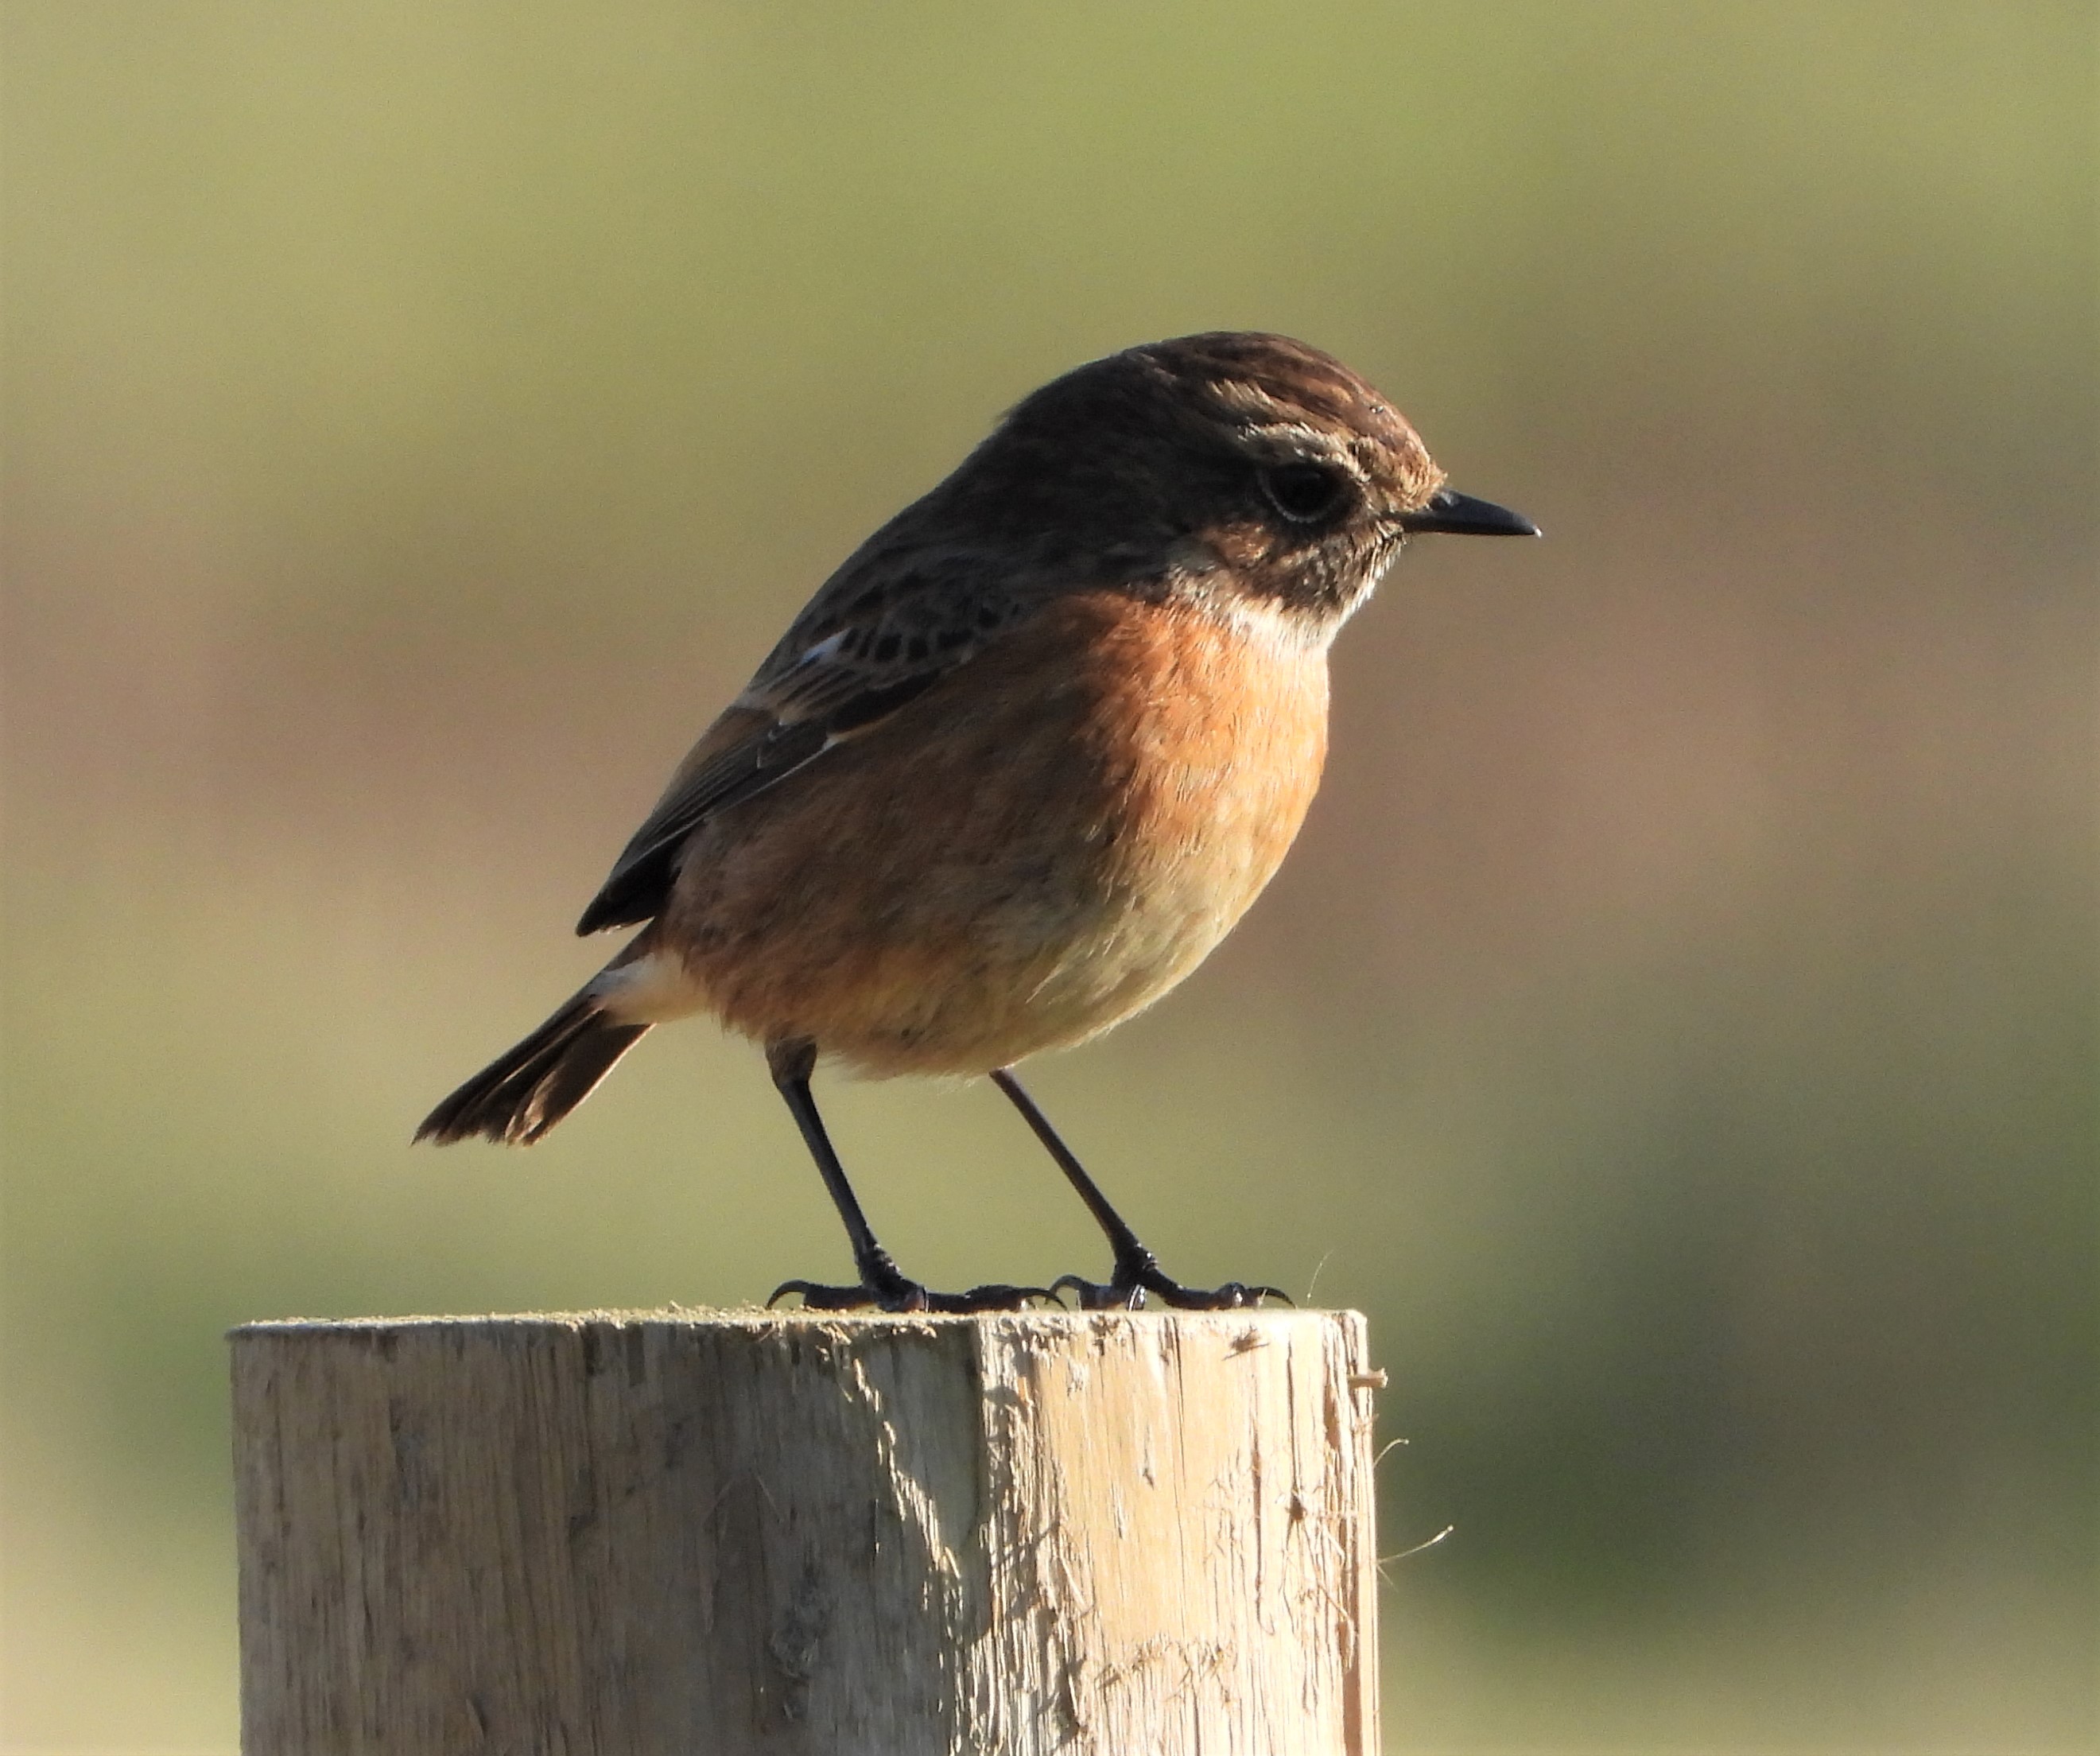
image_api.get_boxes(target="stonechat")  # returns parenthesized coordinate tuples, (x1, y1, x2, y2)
(418, 332, 1537, 1311)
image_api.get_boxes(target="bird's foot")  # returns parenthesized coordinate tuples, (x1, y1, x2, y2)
(769, 1256, 1058, 1315)
(1052, 1249, 1291, 1311)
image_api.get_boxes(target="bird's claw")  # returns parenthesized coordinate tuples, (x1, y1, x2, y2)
(767, 1276, 1060, 1315)
(1050, 1261, 1293, 1311)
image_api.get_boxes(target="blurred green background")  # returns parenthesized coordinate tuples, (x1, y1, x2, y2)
(2, 2, 2091, 1749)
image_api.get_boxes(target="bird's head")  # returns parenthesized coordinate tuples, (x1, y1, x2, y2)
(953, 331, 1536, 636)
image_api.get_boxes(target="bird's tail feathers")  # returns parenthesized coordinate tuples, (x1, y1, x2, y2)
(416, 986, 650, 1147)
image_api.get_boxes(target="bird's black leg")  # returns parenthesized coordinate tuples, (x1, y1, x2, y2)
(988, 1067, 1287, 1311)
(765, 1039, 1052, 1313)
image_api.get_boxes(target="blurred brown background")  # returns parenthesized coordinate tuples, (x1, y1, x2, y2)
(2, 3, 2091, 1749)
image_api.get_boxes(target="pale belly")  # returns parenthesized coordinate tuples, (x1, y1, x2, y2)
(619, 592, 1332, 1076)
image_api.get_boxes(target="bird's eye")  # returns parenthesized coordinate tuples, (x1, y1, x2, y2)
(1260, 462, 1349, 524)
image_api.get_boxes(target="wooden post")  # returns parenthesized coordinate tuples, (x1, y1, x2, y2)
(232, 1309, 1380, 1754)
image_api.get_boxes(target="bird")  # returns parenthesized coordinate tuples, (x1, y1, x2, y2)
(417, 332, 1537, 1311)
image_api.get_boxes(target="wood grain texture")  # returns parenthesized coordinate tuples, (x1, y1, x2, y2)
(233, 1309, 1380, 1754)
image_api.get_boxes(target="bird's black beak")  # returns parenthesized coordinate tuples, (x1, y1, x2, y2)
(1397, 487, 1540, 538)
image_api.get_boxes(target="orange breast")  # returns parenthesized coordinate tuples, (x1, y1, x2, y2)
(665, 590, 1331, 1075)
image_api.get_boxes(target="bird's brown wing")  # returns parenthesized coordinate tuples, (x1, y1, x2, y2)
(575, 552, 1034, 935)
